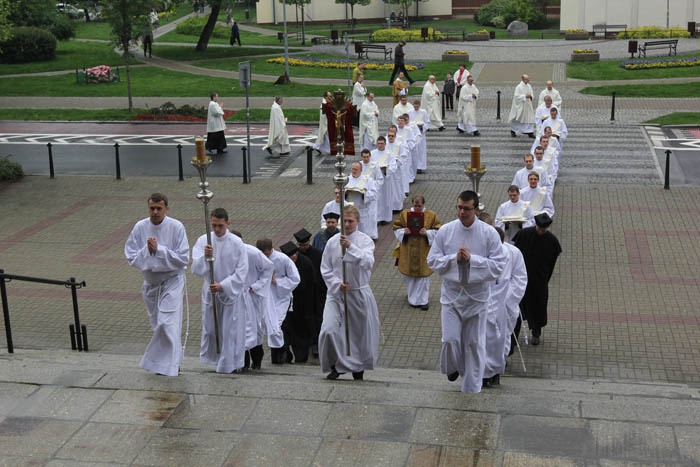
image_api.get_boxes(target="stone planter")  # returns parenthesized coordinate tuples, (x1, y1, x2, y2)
(565, 32, 590, 40)
(571, 52, 599, 62)
(442, 53, 469, 62)
(466, 33, 489, 41)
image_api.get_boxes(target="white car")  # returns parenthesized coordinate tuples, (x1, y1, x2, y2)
(56, 3, 84, 19)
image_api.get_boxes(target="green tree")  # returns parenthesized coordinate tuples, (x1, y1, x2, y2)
(382, 0, 412, 19)
(285, 0, 310, 43)
(103, 0, 156, 112)
(196, 0, 222, 51)
(0, 0, 12, 46)
(335, 0, 370, 25)
(8, 0, 56, 28)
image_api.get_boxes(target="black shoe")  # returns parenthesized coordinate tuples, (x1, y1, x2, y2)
(473, 131, 480, 136)
(265, 147, 272, 155)
(420, 304, 429, 310)
(491, 374, 500, 386)
(457, 127, 465, 134)
(482, 378, 492, 389)
(280, 152, 290, 156)
(326, 366, 343, 380)
(531, 336, 540, 345)
(527, 132, 536, 139)
(438, 126, 445, 132)
(352, 371, 364, 380)
(447, 371, 459, 382)
(511, 131, 517, 137)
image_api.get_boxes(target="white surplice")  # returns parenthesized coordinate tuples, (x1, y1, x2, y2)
(240, 243, 273, 350)
(421, 81, 444, 128)
(508, 80, 535, 134)
(457, 82, 479, 133)
(263, 102, 290, 154)
(266, 250, 300, 348)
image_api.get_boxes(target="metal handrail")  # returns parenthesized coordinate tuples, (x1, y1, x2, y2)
(0, 269, 88, 354)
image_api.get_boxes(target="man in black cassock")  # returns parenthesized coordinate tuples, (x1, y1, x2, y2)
(513, 213, 562, 346)
(280, 241, 316, 363)
(293, 228, 325, 358)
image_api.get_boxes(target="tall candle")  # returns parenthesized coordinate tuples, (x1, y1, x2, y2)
(470, 145, 481, 169)
(195, 137, 205, 161)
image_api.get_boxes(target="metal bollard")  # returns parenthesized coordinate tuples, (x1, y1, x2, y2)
(610, 91, 616, 121)
(441, 93, 446, 121)
(176, 144, 184, 181)
(664, 149, 671, 190)
(0, 269, 14, 354)
(496, 90, 501, 120)
(114, 142, 121, 180)
(242, 146, 249, 184)
(306, 146, 313, 185)
(47, 142, 55, 179)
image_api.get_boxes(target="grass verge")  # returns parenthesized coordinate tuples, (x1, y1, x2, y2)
(0, 108, 319, 122)
(567, 53, 700, 81)
(579, 82, 700, 97)
(644, 112, 700, 125)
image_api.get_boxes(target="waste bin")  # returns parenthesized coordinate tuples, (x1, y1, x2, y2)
(421, 27, 429, 40)
(489, 30, 496, 39)
(689, 21, 697, 38)
(277, 32, 284, 42)
(331, 29, 338, 44)
(245, 9, 250, 20)
(628, 40, 638, 58)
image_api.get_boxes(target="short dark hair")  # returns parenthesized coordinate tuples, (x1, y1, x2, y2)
(148, 192, 168, 206)
(361, 149, 371, 156)
(211, 207, 228, 221)
(494, 227, 505, 243)
(458, 190, 478, 206)
(508, 185, 520, 193)
(256, 238, 272, 252)
(210, 92, 217, 100)
(376, 136, 386, 143)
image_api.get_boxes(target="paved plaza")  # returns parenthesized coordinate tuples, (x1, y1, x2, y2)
(1, 18, 700, 466)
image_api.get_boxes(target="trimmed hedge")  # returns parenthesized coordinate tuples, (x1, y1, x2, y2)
(618, 26, 691, 39)
(0, 156, 24, 182)
(49, 16, 76, 41)
(0, 27, 57, 63)
(175, 16, 229, 39)
(371, 27, 442, 42)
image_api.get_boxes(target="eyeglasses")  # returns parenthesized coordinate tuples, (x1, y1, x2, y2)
(456, 205, 476, 212)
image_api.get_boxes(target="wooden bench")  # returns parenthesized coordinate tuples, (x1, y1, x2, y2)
(592, 23, 627, 39)
(354, 42, 392, 61)
(638, 39, 678, 58)
(434, 27, 465, 41)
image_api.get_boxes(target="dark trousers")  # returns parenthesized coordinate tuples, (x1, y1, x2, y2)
(444, 94, 453, 110)
(388, 63, 413, 83)
(143, 39, 152, 58)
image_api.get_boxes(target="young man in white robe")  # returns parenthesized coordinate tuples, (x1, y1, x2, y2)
(313, 91, 331, 155)
(205, 92, 227, 154)
(257, 238, 300, 364)
(371, 136, 397, 224)
(384, 129, 408, 212)
(453, 63, 470, 99)
(421, 75, 445, 131)
(392, 94, 412, 125)
(191, 208, 248, 374)
(319, 205, 380, 381)
(537, 106, 567, 149)
(512, 152, 551, 193)
(456, 75, 480, 136)
(320, 187, 342, 229)
(231, 231, 273, 371)
(520, 172, 555, 218)
(360, 148, 384, 227)
(345, 161, 378, 240)
(125, 193, 189, 377)
(534, 138, 559, 186)
(495, 185, 535, 244)
(407, 101, 430, 173)
(483, 226, 528, 387)
(263, 96, 290, 156)
(508, 74, 536, 138)
(359, 92, 379, 151)
(535, 95, 555, 135)
(395, 116, 417, 189)
(427, 190, 506, 393)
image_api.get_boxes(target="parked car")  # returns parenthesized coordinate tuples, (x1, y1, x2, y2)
(56, 3, 85, 19)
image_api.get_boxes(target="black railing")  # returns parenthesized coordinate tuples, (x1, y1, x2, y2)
(0, 269, 88, 353)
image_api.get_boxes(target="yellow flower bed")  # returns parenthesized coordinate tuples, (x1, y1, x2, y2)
(573, 49, 598, 54)
(444, 50, 468, 55)
(371, 27, 442, 42)
(266, 56, 420, 71)
(618, 26, 690, 39)
(566, 29, 587, 33)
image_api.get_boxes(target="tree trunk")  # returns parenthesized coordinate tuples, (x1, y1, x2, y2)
(301, 3, 305, 44)
(196, 0, 222, 51)
(122, 40, 133, 112)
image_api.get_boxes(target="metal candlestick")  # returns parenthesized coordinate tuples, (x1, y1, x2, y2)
(330, 89, 351, 356)
(464, 165, 487, 211)
(191, 153, 221, 355)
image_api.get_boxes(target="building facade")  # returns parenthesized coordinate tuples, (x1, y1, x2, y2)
(560, 0, 699, 30)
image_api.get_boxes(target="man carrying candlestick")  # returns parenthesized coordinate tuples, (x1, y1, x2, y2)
(191, 208, 249, 373)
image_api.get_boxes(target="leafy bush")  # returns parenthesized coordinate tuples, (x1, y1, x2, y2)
(371, 27, 441, 42)
(175, 16, 229, 39)
(148, 102, 208, 119)
(49, 15, 76, 41)
(0, 156, 24, 182)
(618, 26, 691, 39)
(0, 27, 57, 63)
(476, 0, 545, 29)
(620, 56, 700, 70)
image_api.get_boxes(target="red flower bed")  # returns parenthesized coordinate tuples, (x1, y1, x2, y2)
(131, 110, 236, 122)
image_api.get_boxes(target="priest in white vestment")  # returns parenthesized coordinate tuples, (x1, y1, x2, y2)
(192, 208, 248, 374)
(319, 205, 380, 381)
(371, 136, 396, 223)
(537, 80, 562, 110)
(359, 92, 379, 150)
(345, 161, 378, 240)
(512, 152, 551, 193)
(537, 106, 567, 148)
(263, 96, 290, 156)
(392, 94, 412, 125)
(125, 193, 189, 377)
(385, 129, 408, 212)
(313, 92, 331, 155)
(427, 190, 506, 393)
(456, 75, 480, 136)
(495, 186, 535, 244)
(483, 229, 527, 386)
(520, 173, 555, 217)
(421, 75, 445, 131)
(407, 101, 430, 172)
(508, 74, 536, 137)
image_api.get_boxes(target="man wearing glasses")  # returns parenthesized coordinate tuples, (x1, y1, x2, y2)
(427, 191, 506, 393)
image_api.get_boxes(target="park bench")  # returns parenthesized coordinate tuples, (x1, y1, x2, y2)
(638, 39, 678, 58)
(434, 27, 466, 41)
(592, 23, 627, 39)
(355, 42, 392, 60)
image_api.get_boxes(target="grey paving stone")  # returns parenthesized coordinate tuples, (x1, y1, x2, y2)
(131, 427, 238, 466)
(581, 395, 700, 425)
(590, 420, 678, 462)
(312, 438, 411, 467)
(54, 422, 158, 464)
(0, 417, 82, 458)
(322, 402, 416, 442)
(0, 383, 38, 417)
(409, 408, 499, 449)
(164, 393, 257, 431)
(502, 451, 586, 466)
(9, 386, 113, 421)
(222, 432, 322, 467)
(406, 445, 500, 467)
(674, 426, 700, 465)
(242, 398, 331, 436)
(90, 390, 183, 426)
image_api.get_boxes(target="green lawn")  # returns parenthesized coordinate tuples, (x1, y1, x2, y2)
(0, 67, 341, 97)
(644, 112, 700, 125)
(0, 40, 134, 76)
(153, 45, 293, 61)
(156, 28, 308, 47)
(568, 53, 700, 80)
(579, 82, 700, 97)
